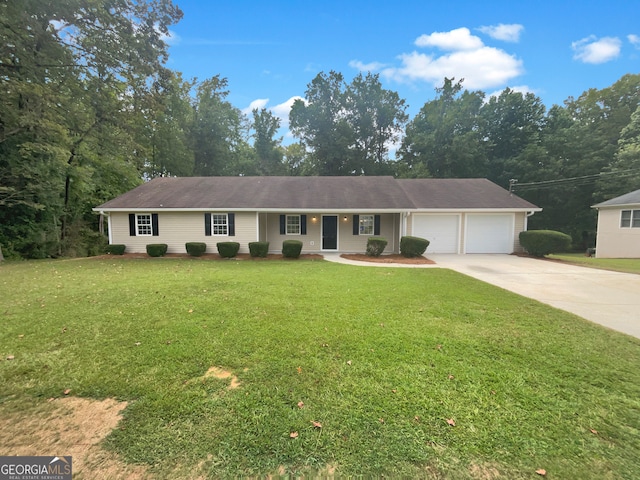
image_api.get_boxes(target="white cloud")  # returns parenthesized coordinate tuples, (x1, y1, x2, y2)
(243, 96, 304, 131)
(478, 24, 524, 42)
(415, 27, 483, 51)
(487, 85, 536, 100)
(242, 98, 269, 115)
(160, 28, 181, 46)
(572, 36, 621, 64)
(349, 60, 387, 71)
(629, 34, 640, 48)
(382, 45, 523, 90)
(355, 27, 523, 91)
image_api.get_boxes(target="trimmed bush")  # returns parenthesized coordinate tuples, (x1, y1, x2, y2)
(105, 244, 126, 255)
(186, 242, 207, 257)
(519, 230, 572, 257)
(217, 242, 240, 258)
(400, 236, 430, 258)
(282, 239, 303, 258)
(366, 237, 388, 257)
(146, 243, 168, 257)
(249, 241, 270, 258)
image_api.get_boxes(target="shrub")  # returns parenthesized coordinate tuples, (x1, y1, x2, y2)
(282, 239, 303, 258)
(105, 244, 126, 255)
(366, 237, 387, 257)
(400, 236, 430, 258)
(146, 243, 168, 257)
(217, 242, 240, 258)
(519, 230, 572, 257)
(186, 242, 207, 257)
(249, 241, 269, 258)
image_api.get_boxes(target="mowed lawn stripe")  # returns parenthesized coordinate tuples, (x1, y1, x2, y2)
(1, 258, 639, 478)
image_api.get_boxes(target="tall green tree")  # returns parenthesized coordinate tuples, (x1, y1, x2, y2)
(290, 71, 407, 175)
(192, 76, 250, 176)
(251, 108, 285, 175)
(399, 78, 487, 178)
(0, 0, 183, 257)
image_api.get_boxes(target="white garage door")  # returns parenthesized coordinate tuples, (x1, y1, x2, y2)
(412, 215, 459, 253)
(466, 214, 514, 254)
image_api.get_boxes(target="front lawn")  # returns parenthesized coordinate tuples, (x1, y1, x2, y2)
(1, 258, 639, 478)
(548, 253, 640, 274)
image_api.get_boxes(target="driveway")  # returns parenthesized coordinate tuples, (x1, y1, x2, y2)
(325, 253, 640, 339)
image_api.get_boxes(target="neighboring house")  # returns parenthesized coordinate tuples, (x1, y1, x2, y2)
(592, 188, 640, 258)
(93, 176, 541, 255)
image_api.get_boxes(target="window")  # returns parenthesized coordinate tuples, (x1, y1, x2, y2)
(359, 215, 374, 235)
(620, 210, 640, 228)
(136, 214, 152, 236)
(286, 215, 300, 235)
(212, 214, 228, 235)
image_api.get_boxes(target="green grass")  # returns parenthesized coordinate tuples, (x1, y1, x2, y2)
(548, 253, 640, 274)
(1, 258, 639, 478)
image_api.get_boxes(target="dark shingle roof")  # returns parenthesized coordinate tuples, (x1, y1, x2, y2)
(592, 188, 640, 208)
(96, 176, 539, 211)
(397, 178, 539, 209)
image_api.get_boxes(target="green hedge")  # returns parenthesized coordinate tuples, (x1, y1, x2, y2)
(105, 244, 126, 255)
(146, 243, 168, 257)
(249, 241, 269, 258)
(366, 237, 387, 257)
(282, 239, 303, 258)
(400, 236, 430, 258)
(185, 242, 207, 257)
(217, 242, 240, 258)
(519, 230, 572, 257)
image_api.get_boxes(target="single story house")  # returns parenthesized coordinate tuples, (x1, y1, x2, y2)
(592, 187, 640, 258)
(94, 176, 541, 255)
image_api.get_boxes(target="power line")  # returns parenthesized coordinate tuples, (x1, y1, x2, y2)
(510, 169, 640, 192)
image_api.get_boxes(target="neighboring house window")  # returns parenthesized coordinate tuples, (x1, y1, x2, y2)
(359, 215, 374, 235)
(129, 213, 159, 236)
(212, 214, 228, 235)
(620, 210, 640, 228)
(204, 213, 235, 236)
(287, 215, 301, 235)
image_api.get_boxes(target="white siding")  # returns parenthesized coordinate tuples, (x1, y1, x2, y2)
(595, 208, 640, 258)
(109, 211, 257, 254)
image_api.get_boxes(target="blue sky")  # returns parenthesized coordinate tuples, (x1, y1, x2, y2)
(164, 0, 639, 139)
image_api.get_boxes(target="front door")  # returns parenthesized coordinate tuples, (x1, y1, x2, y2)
(322, 215, 338, 250)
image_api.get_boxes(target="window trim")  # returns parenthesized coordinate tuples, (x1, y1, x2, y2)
(286, 214, 301, 235)
(620, 209, 640, 228)
(211, 213, 229, 236)
(359, 214, 375, 236)
(136, 213, 153, 236)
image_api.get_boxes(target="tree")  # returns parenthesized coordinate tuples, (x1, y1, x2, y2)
(251, 108, 285, 175)
(290, 71, 407, 175)
(399, 78, 486, 178)
(192, 76, 249, 176)
(0, 0, 183, 257)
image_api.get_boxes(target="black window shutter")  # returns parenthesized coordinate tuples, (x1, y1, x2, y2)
(280, 215, 286, 235)
(374, 215, 381, 236)
(353, 215, 359, 235)
(152, 213, 159, 236)
(129, 214, 136, 236)
(301, 215, 307, 235)
(228, 213, 235, 236)
(204, 213, 212, 236)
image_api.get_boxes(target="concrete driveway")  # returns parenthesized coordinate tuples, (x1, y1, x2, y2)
(429, 254, 640, 340)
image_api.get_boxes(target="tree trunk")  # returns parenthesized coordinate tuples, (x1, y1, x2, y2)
(0, 245, 4, 262)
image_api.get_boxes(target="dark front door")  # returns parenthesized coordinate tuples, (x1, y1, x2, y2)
(322, 215, 338, 250)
